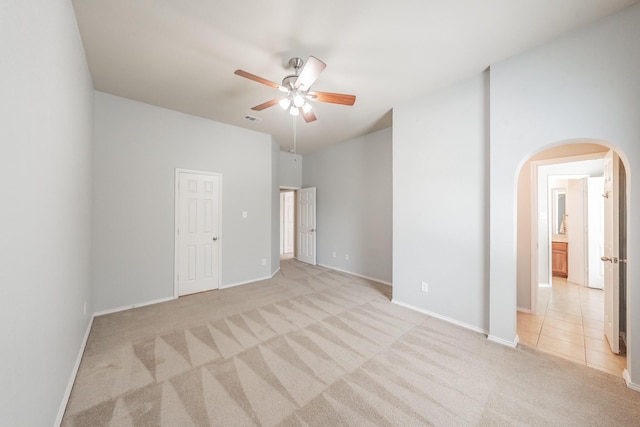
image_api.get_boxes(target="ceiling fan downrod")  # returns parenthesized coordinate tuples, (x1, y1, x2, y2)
(288, 57, 304, 73)
(282, 58, 304, 89)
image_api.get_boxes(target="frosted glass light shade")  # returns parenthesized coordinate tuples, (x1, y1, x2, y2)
(279, 98, 291, 110)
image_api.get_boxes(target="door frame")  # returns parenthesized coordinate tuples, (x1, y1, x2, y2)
(603, 150, 620, 353)
(280, 189, 297, 256)
(280, 186, 300, 260)
(529, 152, 607, 314)
(174, 168, 223, 298)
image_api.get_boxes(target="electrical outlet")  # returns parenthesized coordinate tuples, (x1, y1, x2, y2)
(421, 281, 429, 292)
(345, 254, 349, 260)
(332, 251, 336, 258)
(261, 258, 266, 265)
(242, 211, 248, 219)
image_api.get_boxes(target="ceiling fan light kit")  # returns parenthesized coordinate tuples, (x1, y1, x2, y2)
(234, 56, 356, 124)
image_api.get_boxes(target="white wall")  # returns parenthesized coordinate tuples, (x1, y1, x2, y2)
(393, 72, 489, 331)
(93, 92, 275, 311)
(0, 1, 94, 425)
(303, 128, 393, 283)
(516, 161, 533, 310)
(279, 151, 303, 188)
(490, 3, 640, 382)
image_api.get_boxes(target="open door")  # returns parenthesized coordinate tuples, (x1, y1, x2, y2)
(297, 187, 316, 265)
(587, 177, 605, 289)
(280, 191, 295, 256)
(602, 150, 619, 354)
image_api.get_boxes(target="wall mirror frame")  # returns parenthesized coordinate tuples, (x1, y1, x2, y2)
(551, 187, 567, 239)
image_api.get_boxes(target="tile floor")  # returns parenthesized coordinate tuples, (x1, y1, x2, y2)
(517, 277, 627, 377)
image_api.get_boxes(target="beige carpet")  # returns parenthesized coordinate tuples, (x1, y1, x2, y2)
(62, 260, 640, 426)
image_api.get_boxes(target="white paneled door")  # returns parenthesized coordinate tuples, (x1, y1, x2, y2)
(602, 150, 619, 354)
(297, 187, 316, 265)
(176, 171, 221, 296)
(587, 176, 605, 289)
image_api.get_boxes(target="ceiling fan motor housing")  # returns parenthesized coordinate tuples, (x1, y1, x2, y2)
(282, 75, 298, 89)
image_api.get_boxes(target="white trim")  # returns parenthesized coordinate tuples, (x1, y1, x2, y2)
(174, 168, 223, 298)
(280, 185, 301, 190)
(174, 169, 180, 298)
(517, 306, 532, 314)
(318, 264, 392, 286)
(530, 161, 539, 314)
(55, 315, 94, 427)
(391, 299, 488, 335)
(488, 334, 519, 348)
(271, 267, 281, 277)
(532, 151, 608, 167)
(623, 369, 640, 393)
(93, 296, 175, 317)
(221, 275, 273, 289)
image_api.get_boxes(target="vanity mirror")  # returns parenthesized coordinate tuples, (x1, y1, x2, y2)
(552, 188, 567, 235)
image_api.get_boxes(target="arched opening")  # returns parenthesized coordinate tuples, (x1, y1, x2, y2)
(515, 140, 629, 377)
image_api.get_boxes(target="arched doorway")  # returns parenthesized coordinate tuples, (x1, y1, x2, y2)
(515, 140, 629, 377)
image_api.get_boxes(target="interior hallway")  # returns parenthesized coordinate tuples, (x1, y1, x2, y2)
(517, 278, 626, 377)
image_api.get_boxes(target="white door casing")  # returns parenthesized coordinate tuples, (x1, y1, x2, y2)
(297, 187, 316, 265)
(281, 191, 295, 255)
(175, 170, 221, 296)
(603, 150, 619, 354)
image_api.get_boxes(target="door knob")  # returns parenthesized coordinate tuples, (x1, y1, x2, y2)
(601, 256, 611, 262)
(213, 237, 218, 241)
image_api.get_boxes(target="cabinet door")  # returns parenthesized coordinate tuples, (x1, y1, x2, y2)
(552, 243, 568, 278)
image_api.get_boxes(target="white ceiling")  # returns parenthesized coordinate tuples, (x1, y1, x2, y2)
(71, 0, 638, 154)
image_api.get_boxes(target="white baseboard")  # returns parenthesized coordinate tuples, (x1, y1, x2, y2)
(488, 334, 519, 348)
(623, 369, 640, 392)
(391, 299, 488, 335)
(96, 272, 281, 317)
(93, 296, 175, 317)
(318, 264, 392, 286)
(54, 270, 281, 425)
(517, 307, 532, 314)
(221, 275, 273, 289)
(55, 314, 94, 426)
(271, 267, 281, 278)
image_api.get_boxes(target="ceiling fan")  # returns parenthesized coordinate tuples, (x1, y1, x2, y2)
(234, 56, 356, 123)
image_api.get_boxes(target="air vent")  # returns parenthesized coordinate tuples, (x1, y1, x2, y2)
(243, 114, 262, 123)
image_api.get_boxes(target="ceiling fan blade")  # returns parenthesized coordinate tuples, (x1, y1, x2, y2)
(235, 70, 286, 91)
(308, 91, 356, 106)
(301, 108, 317, 123)
(295, 56, 326, 91)
(251, 98, 283, 111)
